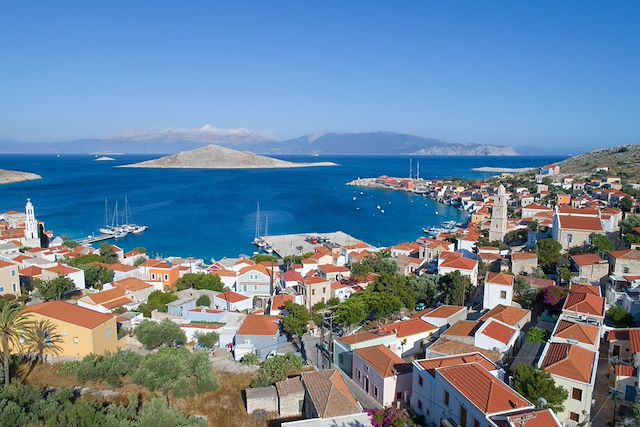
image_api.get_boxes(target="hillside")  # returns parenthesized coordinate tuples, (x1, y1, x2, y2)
(0, 169, 42, 185)
(119, 144, 337, 169)
(559, 144, 640, 178)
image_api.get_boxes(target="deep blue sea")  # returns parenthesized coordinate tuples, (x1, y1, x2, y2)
(0, 154, 565, 260)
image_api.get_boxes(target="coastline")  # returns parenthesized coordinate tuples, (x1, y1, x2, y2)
(0, 169, 42, 185)
(471, 166, 534, 173)
(118, 161, 338, 169)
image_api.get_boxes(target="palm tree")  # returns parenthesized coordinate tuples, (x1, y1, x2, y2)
(0, 302, 32, 388)
(22, 319, 63, 378)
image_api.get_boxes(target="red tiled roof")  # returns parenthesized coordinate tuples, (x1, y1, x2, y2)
(271, 294, 294, 310)
(479, 305, 530, 327)
(282, 270, 304, 282)
(0, 260, 18, 269)
(442, 321, 481, 338)
(88, 287, 127, 304)
(440, 256, 478, 271)
(614, 364, 636, 377)
(24, 301, 114, 329)
(493, 410, 561, 427)
(437, 363, 531, 414)
(354, 344, 412, 377)
(237, 314, 279, 336)
(102, 296, 134, 310)
(215, 291, 249, 304)
(19, 266, 42, 277)
(541, 343, 595, 383)
(336, 329, 393, 346)
(557, 215, 603, 232)
(481, 320, 516, 345)
(417, 352, 497, 376)
(553, 320, 599, 346)
(609, 249, 640, 261)
(421, 305, 465, 319)
(46, 263, 80, 276)
(563, 291, 605, 317)
(377, 318, 437, 338)
(571, 254, 605, 267)
(486, 272, 514, 286)
(301, 370, 360, 418)
(511, 252, 537, 260)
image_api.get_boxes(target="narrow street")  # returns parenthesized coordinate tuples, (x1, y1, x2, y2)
(591, 342, 613, 427)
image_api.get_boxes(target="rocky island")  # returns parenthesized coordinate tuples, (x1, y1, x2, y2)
(119, 144, 338, 169)
(0, 169, 42, 185)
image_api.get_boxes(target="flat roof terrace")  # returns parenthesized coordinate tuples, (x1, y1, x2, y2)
(261, 231, 366, 258)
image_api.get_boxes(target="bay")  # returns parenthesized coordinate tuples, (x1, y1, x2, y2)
(0, 154, 565, 259)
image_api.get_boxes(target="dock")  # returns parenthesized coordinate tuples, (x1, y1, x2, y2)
(77, 234, 116, 245)
(260, 231, 366, 258)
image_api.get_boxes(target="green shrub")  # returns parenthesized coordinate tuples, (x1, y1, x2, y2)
(134, 319, 187, 350)
(251, 353, 302, 387)
(240, 353, 259, 365)
(60, 351, 143, 387)
(131, 348, 218, 398)
(525, 327, 551, 343)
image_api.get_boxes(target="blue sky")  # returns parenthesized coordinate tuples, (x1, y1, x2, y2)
(0, 1, 638, 151)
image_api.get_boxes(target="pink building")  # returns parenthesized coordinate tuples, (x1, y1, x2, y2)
(352, 344, 412, 407)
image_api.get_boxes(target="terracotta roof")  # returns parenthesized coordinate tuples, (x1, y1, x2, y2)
(523, 203, 552, 211)
(88, 287, 127, 304)
(209, 269, 236, 277)
(336, 329, 393, 346)
(301, 370, 360, 418)
(614, 364, 636, 377)
(354, 344, 412, 378)
(271, 294, 294, 310)
(236, 314, 279, 337)
(439, 256, 478, 271)
(511, 252, 537, 260)
(486, 272, 514, 286)
(606, 328, 640, 353)
(0, 260, 18, 269)
(479, 305, 530, 327)
(377, 318, 437, 338)
(428, 337, 501, 362)
(417, 352, 497, 376)
(557, 205, 599, 215)
(609, 249, 640, 261)
(238, 265, 270, 277)
(571, 254, 606, 267)
(421, 305, 466, 319)
(102, 296, 134, 310)
(215, 291, 249, 304)
(142, 259, 174, 269)
(553, 320, 599, 346)
(275, 377, 304, 397)
(282, 270, 304, 282)
(24, 301, 114, 329)
(541, 343, 595, 383)
(480, 320, 517, 345)
(562, 291, 605, 317)
(112, 277, 152, 291)
(557, 215, 603, 232)
(631, 330, 640, 354)
(19, 266, 42, 277)
(492, 410, 561, 427)
(442, 320, 481, 338)
(46, 263, 81, 276)
(437, 363, 531, 414)
(318, 264, 350, 274)
(516, 275, 554, 289)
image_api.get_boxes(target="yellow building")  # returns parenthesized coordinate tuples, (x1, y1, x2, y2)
(0, 260, 21, 297)
(24, 301, 118, 358)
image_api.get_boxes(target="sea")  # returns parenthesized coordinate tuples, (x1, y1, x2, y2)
(0, 154, 566, 260)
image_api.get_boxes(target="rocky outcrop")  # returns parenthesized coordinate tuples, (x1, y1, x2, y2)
(409, 145, 518, 156)
(0, 169, 42, 185)
(119, 144, 337, 169)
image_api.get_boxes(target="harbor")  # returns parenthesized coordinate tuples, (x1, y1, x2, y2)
(255, 231, 365, 258)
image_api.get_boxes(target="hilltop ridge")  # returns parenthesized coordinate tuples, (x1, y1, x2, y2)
(558, 144, 640, 178)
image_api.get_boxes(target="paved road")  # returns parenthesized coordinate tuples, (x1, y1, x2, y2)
(591, 342, 614, 427)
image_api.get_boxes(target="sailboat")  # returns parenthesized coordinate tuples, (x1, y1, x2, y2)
(99, 199, 115, 235)
(252, 202, 264, 247)
(263, 214, 273, 253)
(111, 201, 128, 239)
(122, 196, 148, 234)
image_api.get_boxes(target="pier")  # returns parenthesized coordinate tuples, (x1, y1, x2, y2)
(77, 234, 116, 245)
(260, 231, 365, 258)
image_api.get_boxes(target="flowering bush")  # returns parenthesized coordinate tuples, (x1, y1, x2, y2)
(367, 407, 416, 427)
(543, 285, 567, 307)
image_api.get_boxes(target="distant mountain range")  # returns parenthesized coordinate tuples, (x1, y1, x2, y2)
(0, 131, 536, 156)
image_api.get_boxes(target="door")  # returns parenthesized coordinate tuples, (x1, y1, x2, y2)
(625, 385, 636, 402)
(613, 345, 620, 357)
(364, 376, 369, 393)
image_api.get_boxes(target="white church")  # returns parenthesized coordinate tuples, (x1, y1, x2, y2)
(0, 199, 42, 248)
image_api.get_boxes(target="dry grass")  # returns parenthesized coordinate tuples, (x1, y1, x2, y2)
(20, 362, 269, 427)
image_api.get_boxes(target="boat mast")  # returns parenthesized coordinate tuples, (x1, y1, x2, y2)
(124, 196, 129, 225)
(112, 201, 119, 227)
(255, 201, 260, 240)
(409, 158, 413, 179)
(265, 214, 268, 236)
(416, 162, 420, 180)
(104, 198, 109, 227)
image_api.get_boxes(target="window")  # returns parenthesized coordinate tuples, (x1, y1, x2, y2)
(323, 287, 326, 293)
(572, 387, 582, 401)
(418, 376, 423, 387)
(11, 270, 16, 277)
(473, 419, 480, 427)
(443, 390, 449, 406)
(373, 385, 378, 398)
(151, 273, 156, 280)
(567, 233, 573, 243)
(417, 399, 423, 410)
(12, 284, 16, 293)
(312, 289, 315, 296)
(396, 392, 402, 400)
(500, 290, 507, 299)
(164, 274, 168, 281)
(364, 365, 369, 372)
(73, 337, 80, 344)
(357, 369, 361, 380)
(624, 267, 630, 274)
(105, 328, 112, 339)
(570, 412, 579, 422)
(0, 287, 4, 293)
